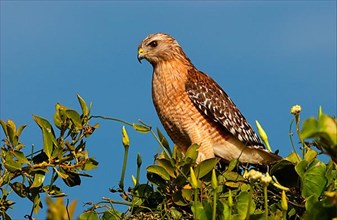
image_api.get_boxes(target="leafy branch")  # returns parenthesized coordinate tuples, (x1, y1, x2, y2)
(1, 96, 336, 220)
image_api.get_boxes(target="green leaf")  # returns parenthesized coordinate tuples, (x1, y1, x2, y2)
(288, 208, 296, 218)
(236, 191, 256, 218)
(219, 200, 230, 220)
(270, 159, 299, 188)
(134, 184, 153, 199)
(102, 210, 122, 220)
(147, 165, 170, 181)
(33, 115, 55, 134)
(173, 145, 183, 161)
(65, 109, 83, 130)
(54, 167, 69, 179)
(157, 158, 176, 178)
(83, 158, 99, 170)
(41, 127, 54, 159)
(301, 117, 318, 140)
(301, 114, 337, 146)
(62, 171, 81, 187)
(53, 114, 62, 129)
(172, 192, 189, 206)
(181, 188, 192, 202)
(15, 143, 25, 150)
(301, 159, 327, 199)
(173, 173, 188, 187)
(6, 119, 17, 146)
(32, 151, 49, 164)
(54, 103, 64, 129)
(305, 194, 318, 211)
(227, 159, 238, 172)
(191, 201, 207, 220)
(31, 188, 42, 214)
(132, 123, 150, 133)
(285, 152, 302, 163)
(304, 149, 317, 163)
(51, 146, 62, 159)
(318, 114, 337, 145)
(304, 204, 336, 220)
(33, 115, 57, 158)
(12, 150, 30, 164)
(78, 211, 99, 220)
(16, 124, 26, 137)
(10, 182, 28, 198)
(42, 185, 66, 197)
(30, 172, 46, 188)
(195, 158, 219, 178)
(326, 160, 337, 187)
(0, 119, 8, 137)
(271, 159, 293, 174)
(157, 128, 172, 156)
(4, 157, 22, 172)
(295, 160, 308, 178)
(223, 171, 245, 182)
(202, 200, 213, 219)
(185, 144, 199, 162)
(169, 207, 183, 219)
(31, 167, 49, 173)
(77, 94, 89, 116)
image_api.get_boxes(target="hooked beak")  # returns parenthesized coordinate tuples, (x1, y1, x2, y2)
(137, 47, 145, 63)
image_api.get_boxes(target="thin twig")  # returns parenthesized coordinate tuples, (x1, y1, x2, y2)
(289, 119, 301, 161)
(90, 115, 133, 126)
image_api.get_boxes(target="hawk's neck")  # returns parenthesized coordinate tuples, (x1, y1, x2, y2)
(151, 59, 194, 105)
(153, 57, 195, 79)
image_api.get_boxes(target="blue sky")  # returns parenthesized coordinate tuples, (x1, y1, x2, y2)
(1, 1, 336, 219)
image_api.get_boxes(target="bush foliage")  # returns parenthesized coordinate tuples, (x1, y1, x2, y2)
(0, 95, 336, 220)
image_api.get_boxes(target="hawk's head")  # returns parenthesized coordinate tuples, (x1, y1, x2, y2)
(138, 33, 190, 66)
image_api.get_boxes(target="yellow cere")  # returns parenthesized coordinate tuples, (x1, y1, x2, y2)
(138, 48, 144, 55)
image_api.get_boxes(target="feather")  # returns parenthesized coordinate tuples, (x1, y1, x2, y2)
(185, 68, 265, 150)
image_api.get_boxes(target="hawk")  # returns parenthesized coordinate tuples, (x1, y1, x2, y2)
(137, 33, 281, 164)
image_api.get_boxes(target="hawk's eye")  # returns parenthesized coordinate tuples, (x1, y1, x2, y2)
(148, 40, 158, 48)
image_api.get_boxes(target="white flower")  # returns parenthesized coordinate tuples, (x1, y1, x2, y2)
(290, 105, 302, 115)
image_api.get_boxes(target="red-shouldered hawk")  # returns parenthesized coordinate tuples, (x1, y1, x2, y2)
(137, 33, 281, 164)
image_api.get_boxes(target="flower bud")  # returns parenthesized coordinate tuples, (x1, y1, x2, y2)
(261, 172, 272, 186)
(256, 120, 272, 152)
(290, 105, 302, 115)
(122, 126, 130, 148)
(137, 153, 142, 167)
(131, 175, 137, 186)
(281, 190, 288, 211)
(211, 169, 218, 190)
(190, 167, 198, 189)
